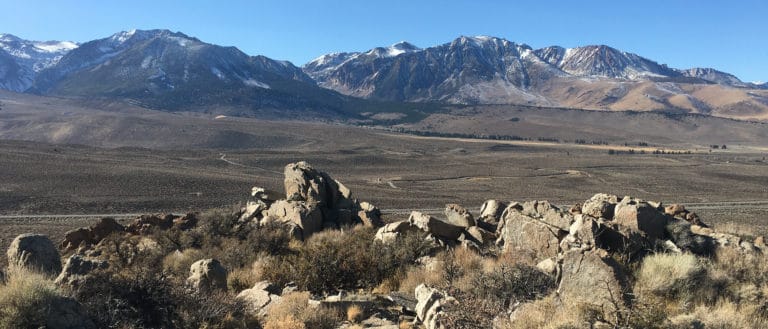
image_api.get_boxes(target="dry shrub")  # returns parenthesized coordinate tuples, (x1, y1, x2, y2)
(262, 228, 432, 294)
(635, 253, 705, 299)
(347, 304, 364, 323)
(398, 264, 445, 294)
(0, 267, 63, 328)
(711, 247, 768, 286)
(162, 248, 205, 276)
(228, 259, 266, 292)
(501, 295, 579, 329)
(669, 300, 766, 328)
(264, 292, 339, 329)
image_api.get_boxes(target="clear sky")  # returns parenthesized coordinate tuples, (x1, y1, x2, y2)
(2, 0, 766, 82)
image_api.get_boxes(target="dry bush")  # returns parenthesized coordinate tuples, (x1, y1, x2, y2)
(711, 247, 768, 287)
(668, 300, 766, 328)
(347, 304, 364, 323)
(264, 291, 339, 329)
(635, 253, 705, 299)
(162, 248, 205, 276)
(397, 264, 445, 294)
(500, 295, 579, 329)
(228, 260, 265, 292)
(0, 268, 63, 328)
(263, 228, 432, 294)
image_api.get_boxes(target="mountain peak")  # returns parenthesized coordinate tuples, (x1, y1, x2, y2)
(391, 41, 420, 51)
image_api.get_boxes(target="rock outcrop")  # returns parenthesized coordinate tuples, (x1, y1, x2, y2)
(55, 254, 109, 288)
(61, 217, 124, 251)
(414, 284, 455, 329)
(237, 281, 283, 315)
(7, 233, 62, 276)
(187, 258, 228, 293)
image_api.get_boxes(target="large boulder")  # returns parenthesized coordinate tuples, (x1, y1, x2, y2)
(357, 201, 383, 227)
(613, 197, 670, 241)
(374, 221, 417, 243)
(521, 200, 573, 230)
(55, 254, 108, 288)
(265, 200, 323, 239)
(479, 199, 507, 224)
(409, 211, 465, 241)
(187, 259, 228, 293)
(665, 220, 715, 255)
(444, 204, 476, 228)
(558, 249, 629, 315)
(581, 193, 620, 219)
(237, 281, 282, 315)
(7, 233, 62, 276)
(414, 284, 455, 329)
(496, 210, 564, 261)
(284, 161, 333, 205)
(125, 214, 174, 235)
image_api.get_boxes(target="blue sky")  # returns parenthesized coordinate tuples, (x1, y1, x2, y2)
(3, 0, 766, 82)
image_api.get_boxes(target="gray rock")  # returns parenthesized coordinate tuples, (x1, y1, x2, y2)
(409, 211, 465, 241)
(521, 200, 573, 230)
(581, 193, 619, 219)
(357, 201, 383, 227)
(496, 210, 564, 261)
(7, 233, 62, 276)
(466, 226, 495, 245)
(237, 281, 282, 315)
(479, 199, 507, 224)
(265, 200, 323, 239)
(374, 221, 416, 243)
(558, 249, 629, 315)
(614, 197, 670, 241)
(444, 203, 476, 228)
(187, 259, 227, 293)
(414, 284, 454, 329)
(55, 254, 108, 288)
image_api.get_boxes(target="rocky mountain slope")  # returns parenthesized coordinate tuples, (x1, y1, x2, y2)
(27, 29, 361, 116)
(0, 33, 77, 92)
(305, 36, 768, 120)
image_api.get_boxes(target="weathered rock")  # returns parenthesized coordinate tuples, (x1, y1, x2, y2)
(581, 193, 619, 219)
(284, 161, 331, 205)
(237, 281, 282, 315)
(0, 268, 5, 284)
(466, 226, 495, 245)
(357, 201, 383, 227)
(414, 284, 455, 329)
(375, 221, 416, 243)
(172, 213, 198, 230)
(55, 254, 108, 288)
(187, 259, 227, 293)
(755, 236, 766, 249)
(409, 211, 465, 241)
(559, 214, 600, 252)
(7, 233, 62, 276)
(265, 200, 323, 239)
(558, 249, 628, 314)
(665, 204, 687, 217)
(444, 204, 476, 227)
(536, 258, 558, 276)
(496, 210, 563, 261)
(46, 297, 98, 329)
(61, 217, 125, 251)
(613, 197, 670, 241)
(125, 214, 174, 235)
(479, 199, 507, 224)
(665, 220, 715, 255)
(497, 202, 523, 233)
(521, 200, 573, 230)
(690, 224, 714, 236)
(240, 200, 268, 222)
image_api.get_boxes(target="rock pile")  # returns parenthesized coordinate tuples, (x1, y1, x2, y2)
(239, 161, 383, 240)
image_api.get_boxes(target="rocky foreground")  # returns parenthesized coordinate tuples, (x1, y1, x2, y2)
(2, 161, 766, 329)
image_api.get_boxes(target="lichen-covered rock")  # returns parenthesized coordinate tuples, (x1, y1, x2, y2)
(496, 210, 564, 261)
(558, 249, 629, 315)
(187, 259, 227, 293)
(7, 233, 62, 276)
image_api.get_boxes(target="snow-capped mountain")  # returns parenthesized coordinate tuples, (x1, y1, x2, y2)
(30, 29, 350, 115)
(0, 33, 77, 91)
(534, 45, 678, 80)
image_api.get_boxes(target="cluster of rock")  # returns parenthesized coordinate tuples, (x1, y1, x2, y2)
(238, 161, 383, 240)
(61, 213, 198, 251)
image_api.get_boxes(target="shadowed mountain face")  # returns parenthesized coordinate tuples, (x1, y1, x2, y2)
(27, 29, 356, 116)
(304, 36, 768, 120)
(0, 33, 77, 92)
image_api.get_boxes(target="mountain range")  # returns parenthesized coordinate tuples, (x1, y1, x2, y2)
(1, 30, 767, 121)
